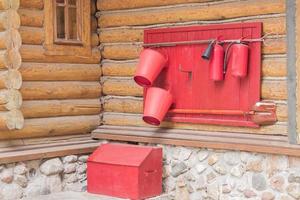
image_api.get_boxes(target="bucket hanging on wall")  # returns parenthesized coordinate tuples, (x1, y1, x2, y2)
(209, 43, 224, 81)
(231, 43, 249, 78)
(134, 49, 168, 87)
(143, 87, 173, 126)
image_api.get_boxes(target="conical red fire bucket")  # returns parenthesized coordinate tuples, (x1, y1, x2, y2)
(143, 87, 173, 126)
(134, 49, 168, 87)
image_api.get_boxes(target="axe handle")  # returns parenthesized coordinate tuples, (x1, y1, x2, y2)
(169, 109, 254, 116)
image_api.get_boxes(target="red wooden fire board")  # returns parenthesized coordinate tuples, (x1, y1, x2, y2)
(144, 22, 262, 127)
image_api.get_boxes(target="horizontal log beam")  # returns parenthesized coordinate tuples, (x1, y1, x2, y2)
(97, 0, 213, 11)
(20, 0, 43, 10)
(20, 26, 99, 47)
(20, 63, 101, 81)
(18, 8, 43, 27)
(92, 125, 300, 157)
(98, 0, 285, 28)
(99, 16, 286, 43)
(102, 57, 287, 78)
(22, 99, 101, 118)
(19, 26, 43, 45)
(102, 96, 288, 122)
(21, 81, 101, 100)
(20, 45, 101, 64)
(102, 78, 142, 96)
(101, 38, 285, 60)
(0, 69, 22, 89)
(102, 77, 287, 100)
(101, 112, 288, 135)
(0, 115, 99, 140)
(261, 79, 287, 100)
(0, 89, 22, 111)
(0, 109, 23, 130)
(0, 10, 20, 31)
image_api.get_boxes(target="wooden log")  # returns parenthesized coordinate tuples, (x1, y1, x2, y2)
(102, 96, 288, 122)
(0, 109, 23, 130)
(97, 0, 213, 11)
(0, 115, 99, 140)
(99, 16, 286, 43)
(262, 57, 287, 77)
(20, 63, 101, 81)
(102, 112, 288, 135)
(98, 0, 285, 28)
(0, 10, 20, 31)
(262, 37, 286, 55)
(20, 0, 43, 10)
(103, 96, 143, 113)
(19, 26, 43, 45)
(0, 48, 22, 69)
(102, 77, 287, 100)
(102, 78, 142, 96)
(102, 57, 287, 77)
(21, 45, 101, 64)
(21, 81, 101, 100)
(0, 29, 22, 50)
(102, 60, 136, 76)
(101, 38, 285, 60)
(262, 79, 287, 100)
(101, 43, 142, 60)
(0, 0, 20, 10)
(18, 9, 43, 27)
(19, 26, 98, 47)
(0, 89, 22, 110)
(22, 99, 101, 118)
(0, 69, 22, 89)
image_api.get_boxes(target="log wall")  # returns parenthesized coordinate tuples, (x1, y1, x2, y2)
(0, 0, 24, 131)
(0, 0, 101, 140)
(97, 0, 288, 136)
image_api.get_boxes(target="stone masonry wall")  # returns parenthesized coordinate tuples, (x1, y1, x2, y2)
(0, 154, 88, 200)
(1, 144, 300, 200)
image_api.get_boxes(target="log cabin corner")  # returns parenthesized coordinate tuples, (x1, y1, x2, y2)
(0, 0, 299, 199)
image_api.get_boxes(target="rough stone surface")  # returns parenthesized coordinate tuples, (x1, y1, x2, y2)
(0, 168, 14, 183)
(2, 183, 23, 200)
(171, 162, 187, 177)
(1, 144, 300, 200)
(286, 183, 300, 199)
(40, 158, 64, 176)
(63, 155, 78, 164)
(64, 163, 77, 174)
(252, 173, 267, 191)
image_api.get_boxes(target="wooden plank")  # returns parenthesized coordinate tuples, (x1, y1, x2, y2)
(92, 125, 300, 157)
(21, 81, 101, 100)
(0, 141, 100, 164)
(0, 115, 100, 140)
(20, 45, 101, 64)
(99, 16, 286, 43)
(101, 112, 288, 135)
(261, 79, 287, 100)
(262, 57, 287, 77)
(98, 0, 285, 28)
(20, 62, 101, 81)
(22, 99, 101, 118)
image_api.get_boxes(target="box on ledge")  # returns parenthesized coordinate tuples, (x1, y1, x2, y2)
(87, 143, 162, 200)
